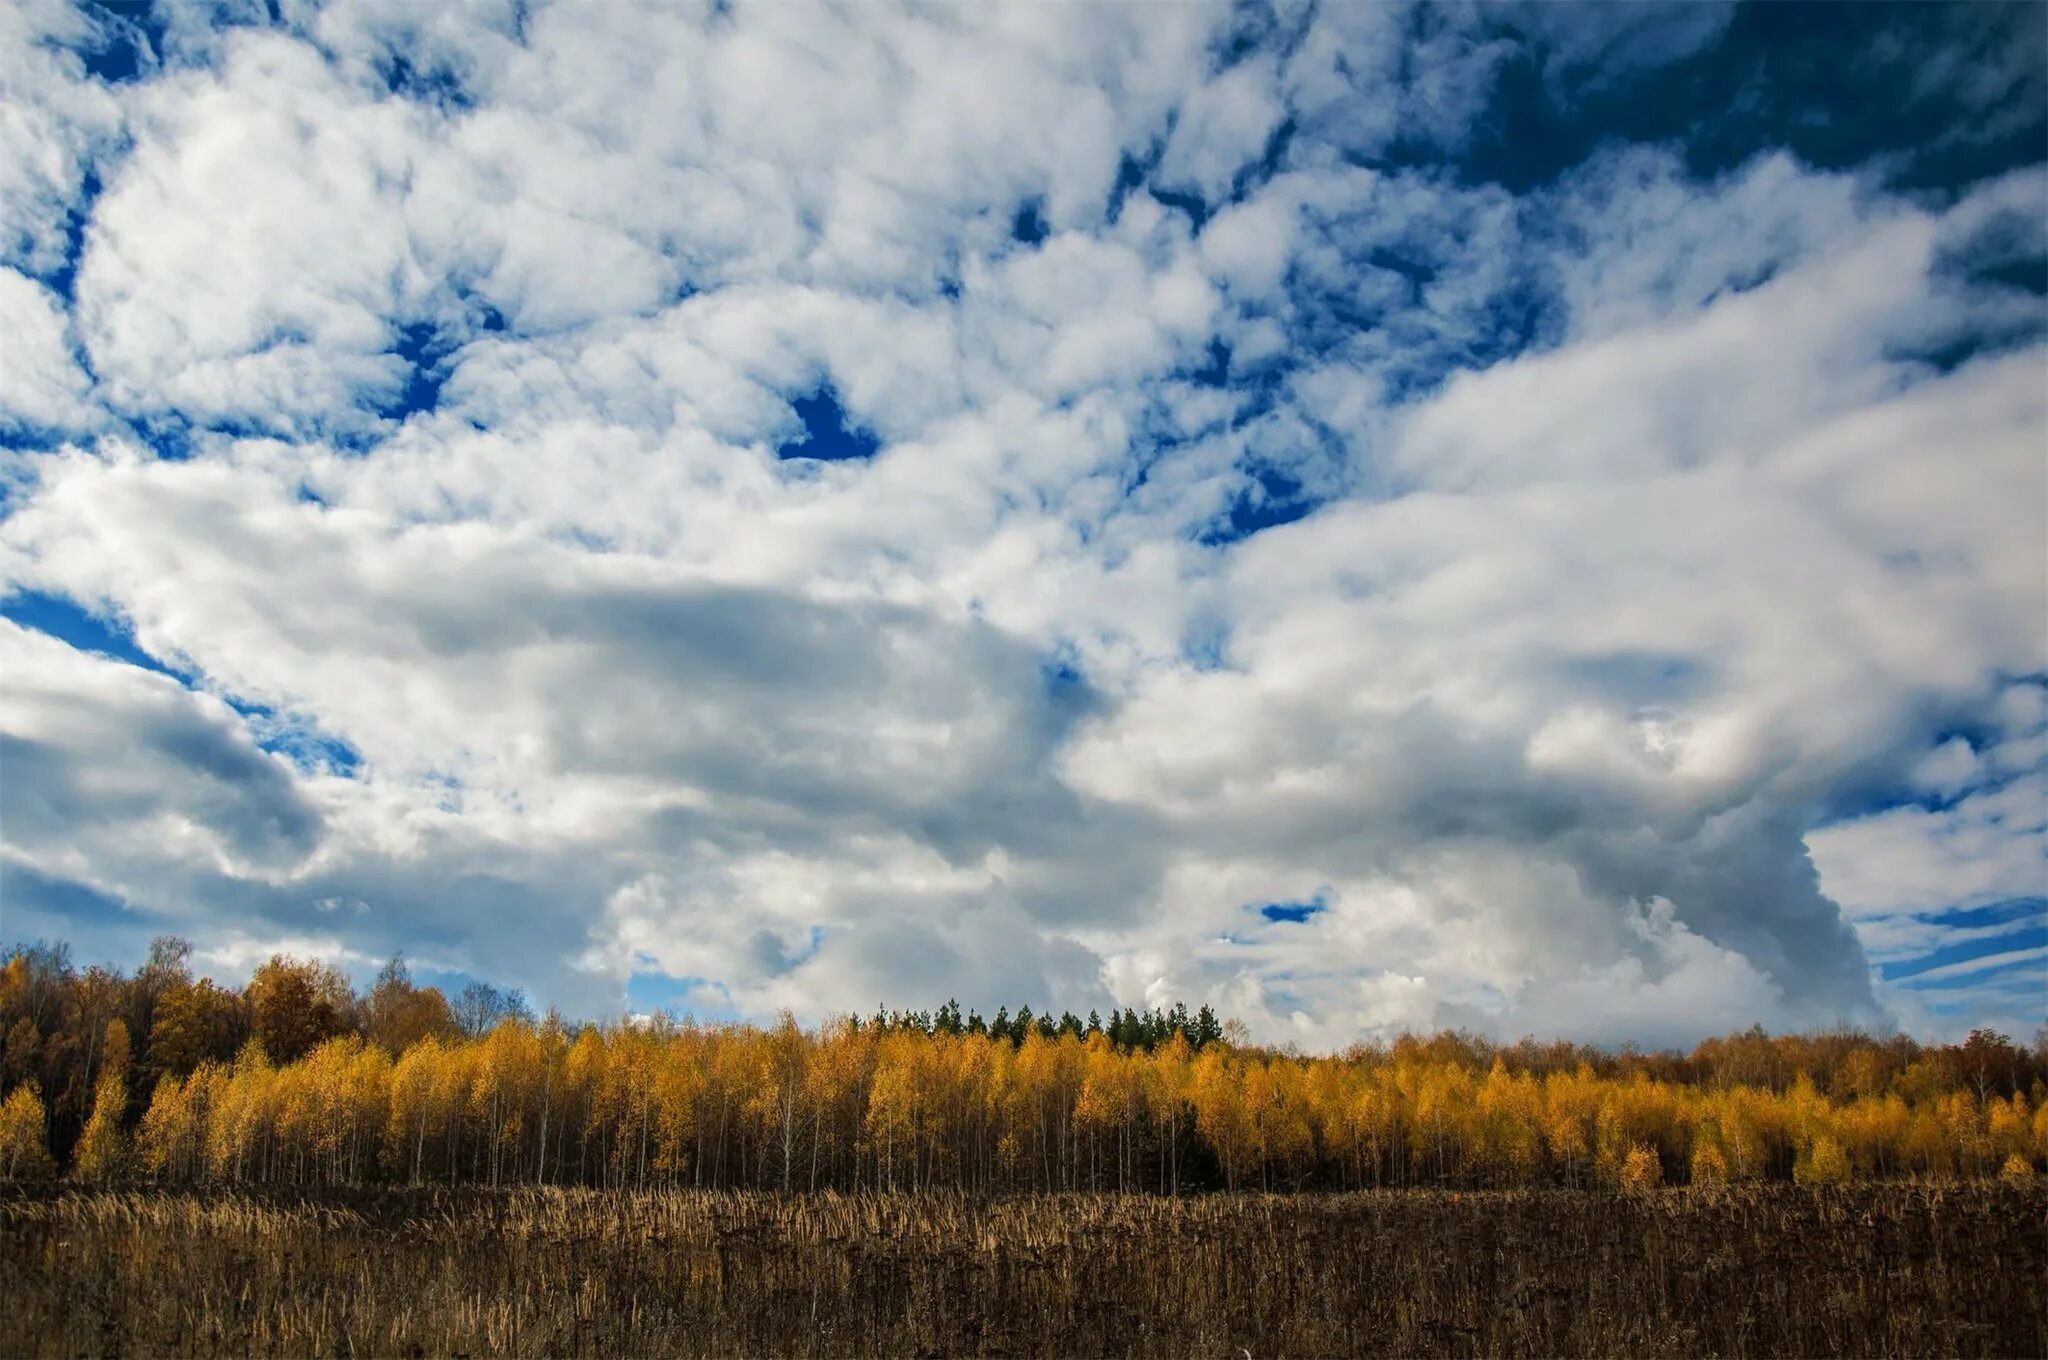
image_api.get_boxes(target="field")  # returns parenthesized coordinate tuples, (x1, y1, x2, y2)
(3, 1183, 2042, 1357)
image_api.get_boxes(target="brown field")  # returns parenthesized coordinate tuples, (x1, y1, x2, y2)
(2, 1182, 2043, 1358)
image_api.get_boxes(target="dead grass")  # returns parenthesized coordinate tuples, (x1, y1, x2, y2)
(1, 1182, 2041, 1357)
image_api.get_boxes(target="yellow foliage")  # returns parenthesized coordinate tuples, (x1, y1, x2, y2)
(0, 1081, 54, 1178)
(1619, 1142, 1661, 1192)
(1795, 1134, 1851, 1185)
(16, 1004, 2045, 1192)
(138, 1074, 201, 1180)
(1689, 1138, 1728, 1186)
(74, 1072, 128, 1182)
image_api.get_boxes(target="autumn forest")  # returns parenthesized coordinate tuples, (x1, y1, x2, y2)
(4, 938, 2044, 1194)
(3, 937, 2046, 1357)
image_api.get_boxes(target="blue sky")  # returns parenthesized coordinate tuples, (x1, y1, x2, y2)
(0, 0, 2042, 1046)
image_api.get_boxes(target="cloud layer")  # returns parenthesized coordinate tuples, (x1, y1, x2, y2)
(2, 0, 2043, 1044)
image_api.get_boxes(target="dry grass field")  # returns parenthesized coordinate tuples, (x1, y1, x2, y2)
(2, 1182, 2041, 1357)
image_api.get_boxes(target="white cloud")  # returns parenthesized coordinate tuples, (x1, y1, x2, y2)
(1812, 779, 2046, 923)
(0, 268, 96, 430)
(1200, 189, 1299, 299)
(1156, 56, 1286, 202)
(0, 2, 2041, 1044)
(0, 4, 123, 277)
(75, 31, 430, 434)
(0, 619, 323, 885)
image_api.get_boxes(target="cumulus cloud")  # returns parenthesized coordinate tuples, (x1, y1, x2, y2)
(0, 268, 97, 431)
(0, 619, 322, 883)
(0, 4, 123, 278)
(0, 0, 2041, 1045)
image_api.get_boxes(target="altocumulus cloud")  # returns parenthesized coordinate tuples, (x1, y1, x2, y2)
(0, 0, 2042, 1046)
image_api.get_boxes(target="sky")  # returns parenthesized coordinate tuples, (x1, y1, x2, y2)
(0, 0, 2043, 1049)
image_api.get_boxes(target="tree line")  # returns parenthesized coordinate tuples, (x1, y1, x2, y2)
(2, 937, 2044, 1192)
